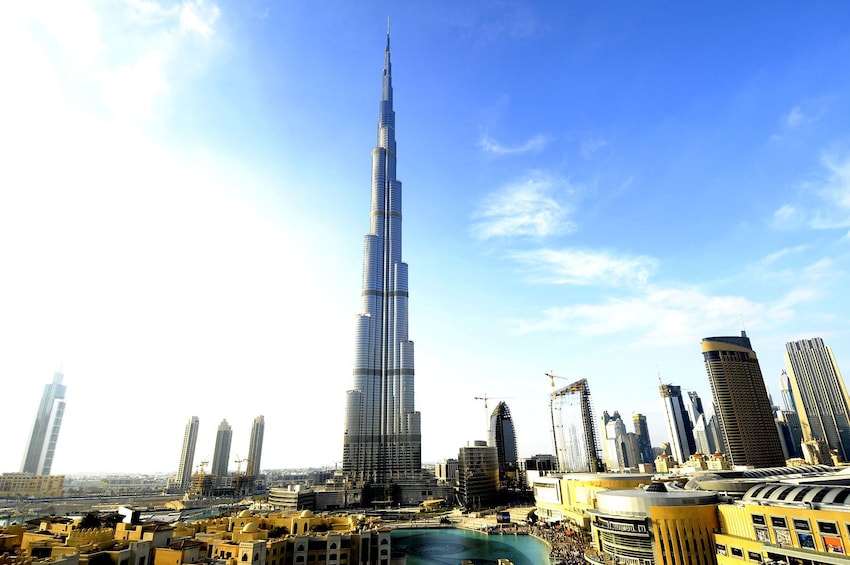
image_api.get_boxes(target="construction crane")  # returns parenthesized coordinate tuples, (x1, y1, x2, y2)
(545, 371, 567, 390)
(192, 460, 208, 496)
(473, 393, 512, 412)
(234, 455, 247, 476)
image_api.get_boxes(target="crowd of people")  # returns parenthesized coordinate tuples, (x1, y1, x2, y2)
(530, 522, 592, 565)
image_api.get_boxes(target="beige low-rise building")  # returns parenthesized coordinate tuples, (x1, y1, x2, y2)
(0, 474, 64, 498)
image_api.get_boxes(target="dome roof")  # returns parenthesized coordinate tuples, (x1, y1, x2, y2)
(299, 510, 314, 518)
(242, 522, 259, 533)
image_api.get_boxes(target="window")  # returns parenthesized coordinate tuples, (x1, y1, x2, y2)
(748, 551, 762, 562)
(770, 516, 787, 528)
(818, 521, 839, 535)
(793, 519, 810, 531)
(241, 554, 248, 561)
(752, 515, 766, 526)
(731, 547, 744, 558)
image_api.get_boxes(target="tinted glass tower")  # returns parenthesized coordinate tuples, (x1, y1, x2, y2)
(632, 413, 654, 464)
(342, 32, 421, 485)
(550, 379, 602, 473)
(246, 415, 265, 477)
(176, 416, 199, 492)
(785, 337, 850, 461)
(488, 401, 518, 487)
(21, 372, 67, 475)
(702, 331, 785, 468)
(211, 419, 232, 479)
(659, 382, 696, 464)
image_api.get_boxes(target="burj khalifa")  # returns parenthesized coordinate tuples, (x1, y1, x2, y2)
(342, 32, 422, 488)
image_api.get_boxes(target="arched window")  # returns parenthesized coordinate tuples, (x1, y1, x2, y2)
(241, 554, 248, 562)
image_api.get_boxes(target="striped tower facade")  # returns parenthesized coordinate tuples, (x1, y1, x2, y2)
(342, 32, 421, 486)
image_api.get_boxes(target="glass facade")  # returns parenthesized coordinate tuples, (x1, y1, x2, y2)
(21, 371, 67, 475)
(550, 379, 602, 473)
(342, 33, 421, 484)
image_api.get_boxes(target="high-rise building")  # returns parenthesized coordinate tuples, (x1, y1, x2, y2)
(685, 391, 715, 455)
(341, 32, 422, 487)
(778, 369, 803, 459)
(632, 413, 654, 464)
(176, 416, 199, 492)
(246, 415, 264, 477)
(784, 337, 850, 461)
(601, 410, 637, 471)
(550, 379, 603, 473)
(702, 331, 785, 468)
(659, 382, 696, 464)
(457, 441, 499, 510)
(211, 419, 232, 478)
(21, 372, 67, 475)
(434, 459, 458, 485)
(488, 401, 518, 488)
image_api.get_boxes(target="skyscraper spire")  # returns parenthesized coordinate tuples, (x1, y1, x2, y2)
(342, 31, 421, 488)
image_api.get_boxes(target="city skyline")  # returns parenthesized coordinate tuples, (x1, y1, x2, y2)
(5, 2, 850, 473)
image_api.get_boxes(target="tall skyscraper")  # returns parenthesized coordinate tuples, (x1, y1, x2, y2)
(778, 370, 803, 459)
(702, 331, 785, 468)
(211, 419, 232, 478)
(342, 32, 422, 487)
(550, 379, 603, 473)
(601, 410, 636, 471)
(632, 413, 654, 464)
(176, 416, 199, 492)
(686, 391, 715, 455)
(784, 337, 850, 461)
(246, 415, 265, 477)
(659, 382, 696, 464)
(21, 371, 67, 475)
(488, 401, 518, 488)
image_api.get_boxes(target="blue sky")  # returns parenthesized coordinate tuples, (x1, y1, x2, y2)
(4, 1, 850, 475)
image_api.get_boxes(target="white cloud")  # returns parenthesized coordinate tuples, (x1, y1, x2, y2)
(470, 171, 576, 239)
(580, 138, 607, 159)
(478, 134, 548, 156)
(180, 0, 220, 38)
(772, 153, 850, 230)
(508, 248, 657, 287)
(759, 245, 808, 265)
(785, 106, 806, 128)
(512, 284, 817, 349)
(8, 0, 222, 124)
